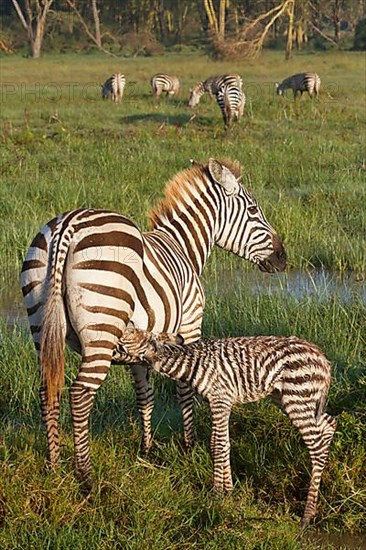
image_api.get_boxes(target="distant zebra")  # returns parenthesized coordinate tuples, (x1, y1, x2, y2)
(21, 158, 286, 487)
(275, 72, 321, 100)
(188, 74, 242, 108)
(120, 328, 336, 528)
(216, 84, 246, 129)
(151, 74, 180, 98)
(101, 73, 126, 102)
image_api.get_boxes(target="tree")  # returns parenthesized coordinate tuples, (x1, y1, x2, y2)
(65, 0, 116, 55)
(11, 0, 54, 58)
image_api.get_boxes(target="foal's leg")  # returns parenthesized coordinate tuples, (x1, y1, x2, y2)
(210, 402, 233, 492)
(176, 381, 196, 450)
(299, 413, 336, 526)
(131, 364, 155, 453)
(280, 391, 336, 526)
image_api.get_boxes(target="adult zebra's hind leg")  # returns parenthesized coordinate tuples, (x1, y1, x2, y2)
(40, 383, 62, 467)
(131, 364, 155, 453)
(70, 351, 113, 489)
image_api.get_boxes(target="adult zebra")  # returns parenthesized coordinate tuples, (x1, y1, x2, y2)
(275, 72, 321, 100)
(101, 73, 126, 102)
(21, 158, 286, 487)
(188, 74, 242, 108)
(151, 74, 180, 98)
(216, 84, 246, 129)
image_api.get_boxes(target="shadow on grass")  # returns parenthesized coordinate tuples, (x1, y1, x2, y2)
(120, 112, 196, 126)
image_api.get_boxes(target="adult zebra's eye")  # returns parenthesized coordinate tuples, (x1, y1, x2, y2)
(248, 205, 257, 215)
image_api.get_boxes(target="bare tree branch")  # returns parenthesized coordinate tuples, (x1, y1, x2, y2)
(311, 23, 339, 46)
(10, 0, 28, 31)
(65, 0, 117, 56)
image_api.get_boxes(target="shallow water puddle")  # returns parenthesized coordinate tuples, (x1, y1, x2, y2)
(1, 268, 365, 328)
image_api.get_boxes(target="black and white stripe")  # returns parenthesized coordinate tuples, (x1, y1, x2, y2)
(101, 73, 126, 102)
(216, 84, 246, 129)
(151, 74, 180, 98)
(121, 329, 336, 528)
(275, 72, 321, 99)
(188, 74, 242, 107)
(21, 158, 286, 486)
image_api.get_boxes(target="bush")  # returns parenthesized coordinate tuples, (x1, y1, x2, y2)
(119, 31, 163, 57)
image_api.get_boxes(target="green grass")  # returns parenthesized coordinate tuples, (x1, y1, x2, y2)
(0, 50, 365, 548)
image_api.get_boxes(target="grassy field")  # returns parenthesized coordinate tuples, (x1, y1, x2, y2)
(0, 50, 365, 549)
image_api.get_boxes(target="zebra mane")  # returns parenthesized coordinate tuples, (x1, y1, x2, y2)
(148, 159, 242, 229)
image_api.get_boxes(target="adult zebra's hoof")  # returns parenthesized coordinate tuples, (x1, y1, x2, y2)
(77, 473, 95, 494)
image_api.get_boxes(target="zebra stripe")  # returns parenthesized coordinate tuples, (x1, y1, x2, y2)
(101, 73, 126, 102)
(276, 72, 321, 99)
(151, 74, 180, 98)
(21, 158, 286, 486)
(216, 84, 246, 129)
(121, 329, 336, 528)
(188, 74, 242, 108)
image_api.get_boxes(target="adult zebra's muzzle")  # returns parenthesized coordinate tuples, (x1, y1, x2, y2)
(258, 235, 287, 273)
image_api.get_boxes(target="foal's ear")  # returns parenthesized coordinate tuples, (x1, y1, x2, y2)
(208, 158, 240, 196)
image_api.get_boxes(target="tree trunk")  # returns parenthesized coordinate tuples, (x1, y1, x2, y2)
(285, 0, 294, 60)
(203, 0, 219, 34)
(11, 0, 53, 59)
(31, 29, 43, 59)
(333, 0, 341, 43)
(219, 0, 226, 38)
(91, 0, 101, 49)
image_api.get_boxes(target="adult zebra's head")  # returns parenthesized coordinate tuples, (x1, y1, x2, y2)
(188, 83, 204, 108)
(208, 159, 286, 273)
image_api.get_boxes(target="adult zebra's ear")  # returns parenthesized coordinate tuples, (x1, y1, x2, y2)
(208, 158, 240, 196)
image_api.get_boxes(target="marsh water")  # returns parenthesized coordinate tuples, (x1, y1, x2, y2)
(1, 268, 365, 329)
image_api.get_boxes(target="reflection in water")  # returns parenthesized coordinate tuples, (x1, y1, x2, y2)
(206, 267, 366, 303)
(1, 269, 365, 328)
(307, 531, 366, 549)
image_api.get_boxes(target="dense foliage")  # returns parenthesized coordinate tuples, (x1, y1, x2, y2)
(1, 0, 365, 58)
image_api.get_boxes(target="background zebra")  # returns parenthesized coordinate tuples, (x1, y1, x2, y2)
(216, 84, 246, 129)
(151, 74, 180, 98)
(120, 328, 337, 528)
(21, 158, 286, 487)
(101, 73, 126, 102)
(275, 72, 321, 99)
(188, 74, 242, 108)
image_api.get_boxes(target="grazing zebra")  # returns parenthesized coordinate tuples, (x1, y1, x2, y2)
(101, 73, 126, 102)
(275, 72, 321, 100)
(188, 74, 242, 108)
(21, 158, 286, 487)
(120, 328, 336, 528)
(216, 84, 246, 129)
(151, 74, 180, 98)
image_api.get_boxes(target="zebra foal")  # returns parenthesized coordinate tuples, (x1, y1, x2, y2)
(276, 72, 321, 100)
(120, 329, 336, 527)
(151, 74, 180, 98)
(101, 73, 126, 102)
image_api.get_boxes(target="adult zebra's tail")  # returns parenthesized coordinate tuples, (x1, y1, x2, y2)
(40, 216, 75, 407)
